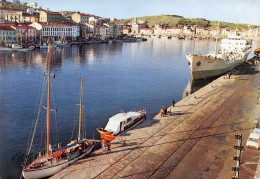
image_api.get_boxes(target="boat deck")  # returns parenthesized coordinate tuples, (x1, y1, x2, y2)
(51, 60, 260, 179)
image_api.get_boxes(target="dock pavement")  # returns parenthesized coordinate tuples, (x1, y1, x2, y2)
(52, 59, 260, 179)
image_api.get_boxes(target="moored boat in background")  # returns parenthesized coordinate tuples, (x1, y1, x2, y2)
(186, 35, 252, 80)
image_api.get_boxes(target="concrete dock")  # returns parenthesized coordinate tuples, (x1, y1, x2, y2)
(52, 60, 260, 179)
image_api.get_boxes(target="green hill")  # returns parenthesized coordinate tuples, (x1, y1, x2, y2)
(121, 14, 258, 30)
(121, 14, 183, 28)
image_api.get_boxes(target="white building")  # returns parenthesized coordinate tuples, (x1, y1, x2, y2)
(85, 23, 108, 40)
(0, 26, 17, 46)
(29, 22, 79, 40)
(71, 25, 80, 40)
(0, 8, 8, 23)
(11, 24, 36, 42)
(166, 27, 183, 36)
(71, 12, 89, 24)
(27, 2, 39, 8)
(140, 28, 153, 35)
(88, 16, 102, 25)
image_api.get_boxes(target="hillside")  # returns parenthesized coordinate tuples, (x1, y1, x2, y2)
(121, 14, 258, 30)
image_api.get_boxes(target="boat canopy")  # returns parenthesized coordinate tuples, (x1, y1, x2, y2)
(105, 111, 141, 134)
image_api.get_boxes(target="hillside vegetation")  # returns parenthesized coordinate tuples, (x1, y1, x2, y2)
(121, 14, 258, 30)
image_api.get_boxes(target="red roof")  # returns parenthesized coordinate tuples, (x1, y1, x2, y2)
(42, 10, 61, 15)
(38, 22, 70, 27)
(0, 26, 15, 30)
(77, 13, 88, 16)
(0, 24, 15, 26)
(11, 25, 35, 29)
(2, 9, 22, 12)
(196, 27, 205, 29)
(140, 28, 152, 30)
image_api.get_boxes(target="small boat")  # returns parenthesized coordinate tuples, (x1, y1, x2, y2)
(178, 36, 185, 40)
(96, 127, 113, 135)
(40, 43, 56, 49)
(22, 42, 98, 179)
(97, 110, 146, 137)
(100, 133, 116, 142)
(0, 46, 13, 51)
(16, 46, 35, 52)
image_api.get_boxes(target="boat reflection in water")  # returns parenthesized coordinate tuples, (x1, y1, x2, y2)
(182, 75, 216, 98)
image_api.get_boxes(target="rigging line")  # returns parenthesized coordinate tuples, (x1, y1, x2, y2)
(54, 111, 59, 145)
(25, 73, 45, 154)
(50, 79, 59, 143)
(70, 109, 78, 141)
(25, 72, 47, 158)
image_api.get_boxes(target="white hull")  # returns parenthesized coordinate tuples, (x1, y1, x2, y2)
(186, 49, 251, 80)
(22, 160, 70, 179)
(0, 47, 13, 51)
(22, 144, 95, 179)
(17, 47, 35, 52)
(40, 45, 56, 49)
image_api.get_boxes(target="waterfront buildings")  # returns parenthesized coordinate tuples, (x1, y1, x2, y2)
(11, 24, 36, 42)
(165, 27, 183, 36)
(39, 10, 64, 23)
(4, 9, 23, 23)
(0, 26, 17, 45)
(140, 28, 153, 36)
(29, 22, 80, 40)
(131, 18, 146, 34)
(71, 12, 89, 24)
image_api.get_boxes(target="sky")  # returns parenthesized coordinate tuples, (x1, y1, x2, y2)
(22, 0, 260, 25)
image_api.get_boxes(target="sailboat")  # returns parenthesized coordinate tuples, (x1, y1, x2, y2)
(22, 42, 98, 179)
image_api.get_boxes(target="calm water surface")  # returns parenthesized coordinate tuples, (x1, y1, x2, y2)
(0, 37, 253, 178)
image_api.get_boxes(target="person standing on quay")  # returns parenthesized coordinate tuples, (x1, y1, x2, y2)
(172, 99, 175, 107)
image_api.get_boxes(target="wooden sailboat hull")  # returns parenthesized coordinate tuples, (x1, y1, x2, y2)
(22, 144, 95, 179)
(22, 161, 70, 179)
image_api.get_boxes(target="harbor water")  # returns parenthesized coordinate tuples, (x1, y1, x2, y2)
(0, 37, 254, 178)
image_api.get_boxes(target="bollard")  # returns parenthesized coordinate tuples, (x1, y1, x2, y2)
(232, 134, 243, 179)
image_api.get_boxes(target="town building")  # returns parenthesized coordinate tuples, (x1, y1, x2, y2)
(88, 16, 103, 25)
(104, 23, 123, 38)
(131, 18, 146, 34)
(154, 26, 166, 36)
(4, 9, 23, 23)
(183, 26, 195, 35)
(71, 12, 89, 24)
(195, 27, 208, 36)
(140, 28, 153, 35)
(22, 13, 36, 23)
(123, 26, 130, 34)
(11, 24, 37, 42)
(209, 28, 222, 36)
(27, 2, 39, 8)
(29, 22, 79, 41)
(166, 27, 183, 36)
(0, 8, 8, 23)
(85, 23, 108, 40)
(39, 10, 64, 23)
(0, 26, 17, 46)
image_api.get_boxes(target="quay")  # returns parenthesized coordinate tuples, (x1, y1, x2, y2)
(52, 59, 260, 179)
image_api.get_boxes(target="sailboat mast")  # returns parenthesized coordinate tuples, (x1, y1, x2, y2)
(78, 77, 83, 141)
(214, 22, 220, 58)
(46, 41, 51, 159)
